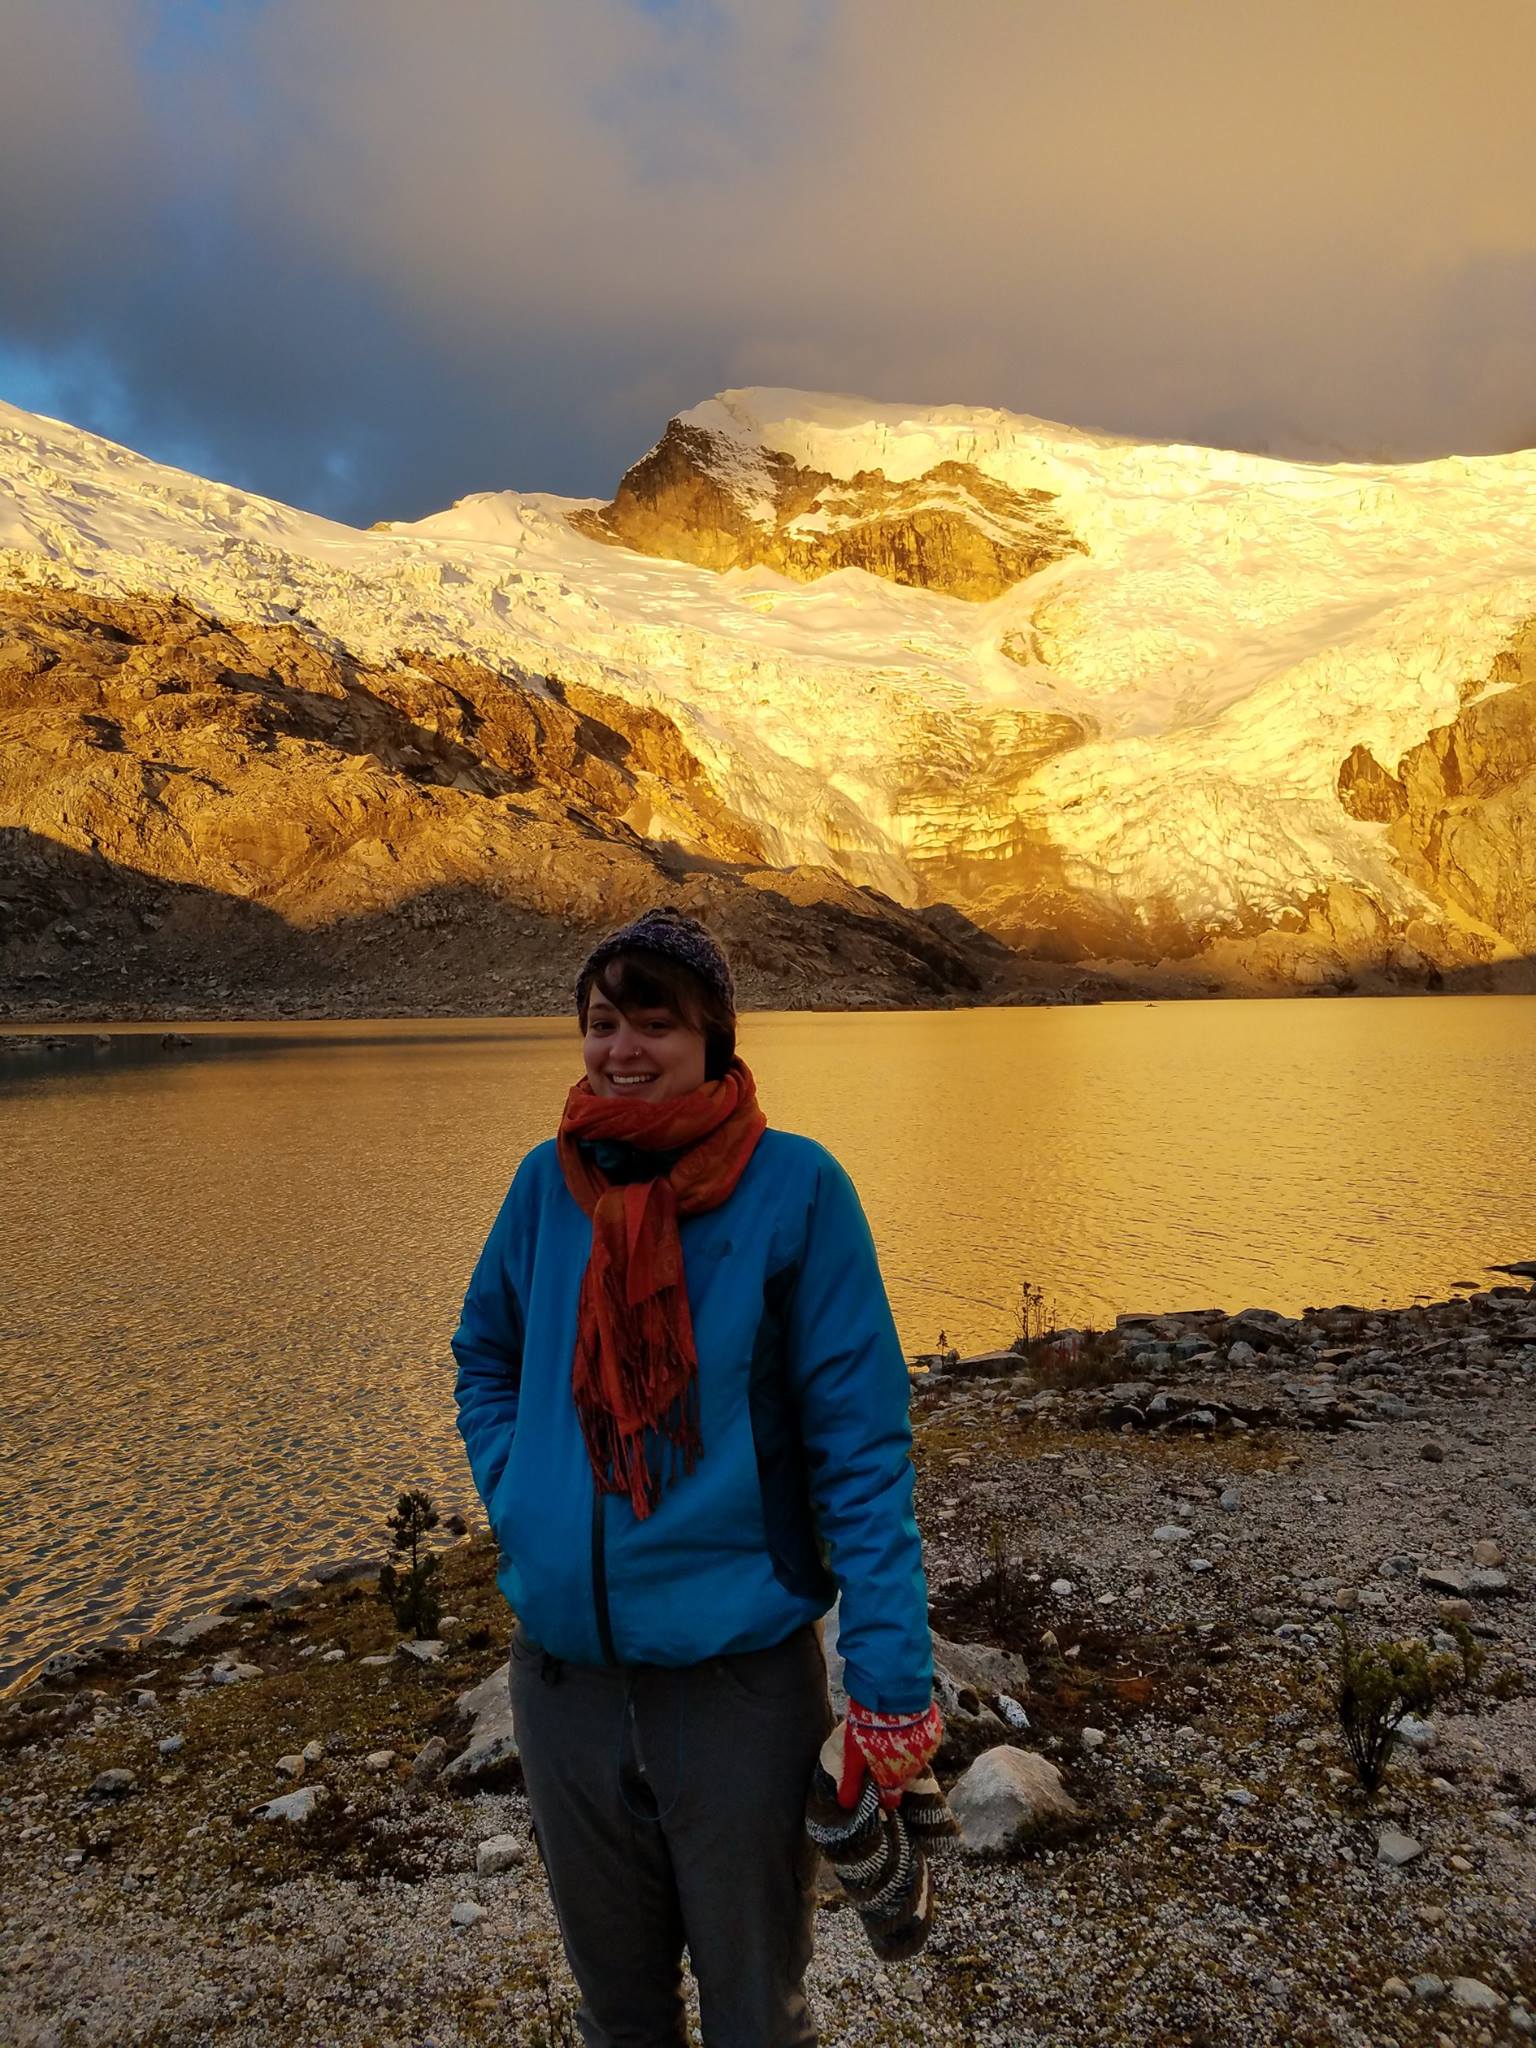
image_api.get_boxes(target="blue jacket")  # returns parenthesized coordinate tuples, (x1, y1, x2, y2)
(451, 1129, 933, 1713)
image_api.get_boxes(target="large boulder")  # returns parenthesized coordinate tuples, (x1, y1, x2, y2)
(441, 1667, 520, 1789)
(948, 1746, 1081, 1855)
(929, 1634, 1030, 1711)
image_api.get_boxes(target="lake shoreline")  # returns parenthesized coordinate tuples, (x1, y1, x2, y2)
(4, 1275, 1533, 2044)
(5, 972, 1536, 1037)
(10, 1272, 1532, 1691)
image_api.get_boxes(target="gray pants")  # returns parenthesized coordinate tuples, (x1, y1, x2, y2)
(508, 1623, 834, 2048)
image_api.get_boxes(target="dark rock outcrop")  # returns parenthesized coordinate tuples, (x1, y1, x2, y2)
(1385, 627, 1536, 953)
(571, 421, 1083, 602)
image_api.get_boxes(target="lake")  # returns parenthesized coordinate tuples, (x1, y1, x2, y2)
(3, 997, 1534, 1688)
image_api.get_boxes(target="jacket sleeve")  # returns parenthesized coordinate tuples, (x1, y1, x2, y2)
(451, 1166, 530, 1514)
(785, 1152, 933, 1715)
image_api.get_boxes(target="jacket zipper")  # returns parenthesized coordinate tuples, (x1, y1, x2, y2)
(590, 1486, 618, 1665)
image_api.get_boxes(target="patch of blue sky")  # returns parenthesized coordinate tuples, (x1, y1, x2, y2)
(0, 339, 135, 440)
(0, 337, 235, 486)
(139, 0, 270, 73)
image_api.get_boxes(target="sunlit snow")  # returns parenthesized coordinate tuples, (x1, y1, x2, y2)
(3, 388, 1533, 932)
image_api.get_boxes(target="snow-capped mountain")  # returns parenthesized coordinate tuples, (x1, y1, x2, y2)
(3, 387, 1534, 1004)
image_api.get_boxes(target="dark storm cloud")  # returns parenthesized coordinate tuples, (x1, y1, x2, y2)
(3, 0, 1535, 522)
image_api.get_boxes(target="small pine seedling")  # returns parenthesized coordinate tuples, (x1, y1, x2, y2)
(379, 1487, 442, 1640)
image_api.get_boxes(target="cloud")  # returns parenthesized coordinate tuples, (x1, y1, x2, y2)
(2, 0, 1535, 519)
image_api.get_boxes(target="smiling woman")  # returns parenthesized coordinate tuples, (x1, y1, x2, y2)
(577, 913, 739, 1098)
(451, 905, 942, 2040)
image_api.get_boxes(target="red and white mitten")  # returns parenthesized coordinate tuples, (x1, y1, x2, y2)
(845, 1697, 945, 1809)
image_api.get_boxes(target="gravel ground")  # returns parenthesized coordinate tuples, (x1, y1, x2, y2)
(2, 1285, 1533, 2047)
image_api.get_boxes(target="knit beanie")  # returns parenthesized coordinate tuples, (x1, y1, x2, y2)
(575, 906, 736, 1012)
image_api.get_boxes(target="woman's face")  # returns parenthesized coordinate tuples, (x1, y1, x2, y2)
(582, 988, 709, 1102)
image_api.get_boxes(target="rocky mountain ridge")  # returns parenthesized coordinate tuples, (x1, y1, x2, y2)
(0, 589, 1030, 1018)
(2, 388, 1535, 1011)
(571, 418, 1084, 601)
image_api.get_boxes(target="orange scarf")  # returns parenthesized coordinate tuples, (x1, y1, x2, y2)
(557, 1059, 767, 1519)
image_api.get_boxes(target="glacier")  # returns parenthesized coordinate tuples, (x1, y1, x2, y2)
(3, 386, 1535, 980)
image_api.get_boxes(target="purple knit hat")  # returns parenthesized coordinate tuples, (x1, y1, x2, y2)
(575, 906, 736, 1012)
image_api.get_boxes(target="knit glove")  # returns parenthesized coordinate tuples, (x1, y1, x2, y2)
(805, 1716, 956, 1964)
(844, 1698, 945, 1810)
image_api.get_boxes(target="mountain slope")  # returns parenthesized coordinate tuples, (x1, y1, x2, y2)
(2, 387, 1535, 1006)
(0, 588, 1004, 1017)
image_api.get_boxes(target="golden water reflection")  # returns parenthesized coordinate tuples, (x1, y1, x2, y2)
(2, 998, 1533, 1683)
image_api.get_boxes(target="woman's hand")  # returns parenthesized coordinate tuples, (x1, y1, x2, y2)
(842, 1698, 945, 1810)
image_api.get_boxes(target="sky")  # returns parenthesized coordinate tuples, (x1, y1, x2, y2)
(3, 0, 1535, 524)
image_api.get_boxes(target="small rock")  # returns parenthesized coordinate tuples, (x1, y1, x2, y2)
(1376, 1826, 1424, 1867)
(1050, 1579, 1075, 1599)
(1472, 1539, 1506, 1567)
(1332, 1587, 1360, 1612)
(1420, 1442, 1446, 1463)
(1437, 1598, 1477, 1626)
(1153, 1525, 1195, 1544)
(1419, 1565, 1509, 1599)
(1412, 1974, 1447, 2002)
(359, 1654, 394, 1668)
(274, 1754, 305, 1780)
(948, 1746, 1081, 1854)
(475, 1833, 525, 1875)
(411, 1736, 450, 1783)
(301, 1739, 325, 1765)
(364, 1750, 397, 1773)
(319, 1649, 347, 1664)
(1228, 1341, 1259, 1365)
(160, 1614, 227, 1650)
(1382, 1976, 1411, 2001)
(1080, 1727, 1106, 1751)
(157, 1734, 184, 1757)
(219, 1591, 271, 1615)
(396, 1639, 447, 1664)
(210, 1661, 263, 1685)
(1449, 1978, 1503, 2012)
(256, 1786, 327, 1824)
(1223, 1787, 1257, 1808)
(995, 1695, 1031, 1732)
(450, 1900, 487, 1928)
(88, 1769, 136, 1797)
(1397, 1716, 1436, 1751)
(1218, 1487, 1243, 1512)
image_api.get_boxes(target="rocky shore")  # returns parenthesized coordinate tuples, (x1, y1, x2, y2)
(3, 1280, 1533, 2046)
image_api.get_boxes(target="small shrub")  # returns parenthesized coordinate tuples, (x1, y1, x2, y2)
(1332, 1619, 1468, 1793)
(1446, 1618, 1486, 1689)
(981, 1516, 1024, 1638)
(1015, 1280, 1054, 1350)
(1004, 1276, 1121, 1389)
(378, 1488, 442, 1639)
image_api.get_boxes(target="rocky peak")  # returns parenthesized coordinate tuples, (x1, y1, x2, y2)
(571, 417, 1083, 601)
